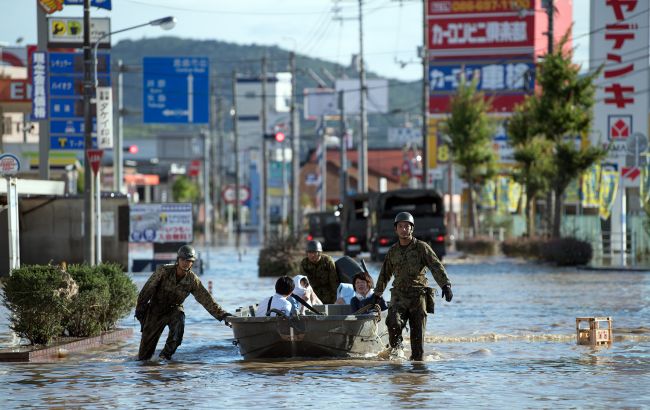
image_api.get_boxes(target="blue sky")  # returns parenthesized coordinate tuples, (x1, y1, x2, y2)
(1, 0, 590, 81)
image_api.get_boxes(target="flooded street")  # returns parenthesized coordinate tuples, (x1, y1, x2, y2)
(1, 247, 649, 408)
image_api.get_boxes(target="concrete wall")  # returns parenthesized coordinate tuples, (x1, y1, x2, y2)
(0, 195, 128, 276)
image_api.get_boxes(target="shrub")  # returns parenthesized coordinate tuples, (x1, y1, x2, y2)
(94, 263, 137, 331)
(258, 234, 302, 277)
(1, 265, 74, 345)
(65, 264, 111, 337)
(456, 236, 499, 255)
(539, 237, 593, 266)
(501, 237, 544, 259)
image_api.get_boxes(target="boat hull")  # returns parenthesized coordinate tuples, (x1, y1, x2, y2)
(229, 311, 388, 360)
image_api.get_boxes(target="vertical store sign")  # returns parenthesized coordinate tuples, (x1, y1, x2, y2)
(31, 51, 48, 120)
(96, 87, 113, 149)
(591, 0, 649, 184)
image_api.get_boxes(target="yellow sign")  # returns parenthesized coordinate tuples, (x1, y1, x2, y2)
(427, 134, 437, 169)
(38, 0, 64, 14)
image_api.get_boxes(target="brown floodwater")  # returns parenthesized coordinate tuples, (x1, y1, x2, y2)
(1, 247, 648, 408)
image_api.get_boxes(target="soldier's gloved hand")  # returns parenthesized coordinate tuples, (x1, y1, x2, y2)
(441, 285, 453, 302)
(218, 312, 234, 322)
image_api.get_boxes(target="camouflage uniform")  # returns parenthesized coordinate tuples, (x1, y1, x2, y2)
(300, 254, 339, 304)
(375, 237, 451, 360)
(136, 264, 228, 360)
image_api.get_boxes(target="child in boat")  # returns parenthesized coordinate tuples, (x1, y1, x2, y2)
(255, 276, 299, 317)
(292, 275, 322, 314)
(350, 271, 388, 312)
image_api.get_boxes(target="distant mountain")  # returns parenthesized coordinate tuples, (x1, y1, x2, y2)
(112, 36, 422, 146)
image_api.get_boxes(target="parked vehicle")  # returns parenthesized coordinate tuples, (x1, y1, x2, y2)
(305, 211, 342, 251)
(369, 189, 446, 261)
(340, 193, 376, 257)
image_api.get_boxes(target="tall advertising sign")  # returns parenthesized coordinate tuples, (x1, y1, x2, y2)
(426, 0, 536, 114)
(591, 0, 649, 260)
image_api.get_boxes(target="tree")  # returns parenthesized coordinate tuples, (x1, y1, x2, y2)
(531, 32, 607, 237)
(508, 97, 554, 237)
(172, 175, 200, 203)
(442, 78, 497, 235)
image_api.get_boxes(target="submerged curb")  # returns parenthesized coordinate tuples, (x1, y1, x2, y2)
(0, 328, 133, 362)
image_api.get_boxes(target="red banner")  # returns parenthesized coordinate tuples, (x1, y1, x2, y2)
(428, 15, 534, 51)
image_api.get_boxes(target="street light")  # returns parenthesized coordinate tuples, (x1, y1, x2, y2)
(93, 16, 176, 87)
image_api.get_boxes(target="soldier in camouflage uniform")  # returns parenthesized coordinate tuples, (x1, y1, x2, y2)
(300, 240, 339, 304)
(135, 245, 233, 360)
(375, 212, 453, 361)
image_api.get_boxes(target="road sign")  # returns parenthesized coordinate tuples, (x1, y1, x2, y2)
(0, 154, 20, 176)
(143, 57, 210, 124)
(188, 159, 201, 177)
(50, 136, 97, 150)
(222, 184, 251, 204)
(48, 52, 110, 150)
(87, 149, 104, 175)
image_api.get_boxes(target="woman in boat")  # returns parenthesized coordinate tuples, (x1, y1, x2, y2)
(255, 276, 298, 317)
(350, 271, 388, 312)
(292, 275, 322, 314)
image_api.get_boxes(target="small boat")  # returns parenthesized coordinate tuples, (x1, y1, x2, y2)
(229, 256, 388, 360)
(229, 304, 388, 360)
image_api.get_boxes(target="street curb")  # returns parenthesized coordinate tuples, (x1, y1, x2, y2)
(0, 328, 133, 362)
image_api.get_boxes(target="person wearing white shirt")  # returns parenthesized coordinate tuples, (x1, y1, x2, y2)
(256, 276, 298, 317)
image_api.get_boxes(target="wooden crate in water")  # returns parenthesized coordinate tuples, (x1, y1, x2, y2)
(576, 317, 612, 346)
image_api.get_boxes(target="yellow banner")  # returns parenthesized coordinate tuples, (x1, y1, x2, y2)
(508, 179, 522, 213)
(599, 166, 619, 220)
(581, 164, 600, 208)
(480, 179, 496, 209)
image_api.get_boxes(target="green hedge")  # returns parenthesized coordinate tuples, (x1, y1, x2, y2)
(1, 262, 137, 345)
(501, 237, 593, 266)
(258, 235, 303, 277)
(456, 236, 499, 255)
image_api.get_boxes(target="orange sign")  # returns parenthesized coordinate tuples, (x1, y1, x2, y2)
(38, 0, 64, 14)
(0, 79, 31, 103)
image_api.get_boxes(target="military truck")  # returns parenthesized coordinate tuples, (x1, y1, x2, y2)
(305, 211, 342, 251)
(369, 189, 446, 261)
(341, 192, 376, 257)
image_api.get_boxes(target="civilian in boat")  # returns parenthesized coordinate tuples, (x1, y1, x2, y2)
(292, 275, 322, 314)
(255, 276, 299, 317)
(350, 271, 388, 312)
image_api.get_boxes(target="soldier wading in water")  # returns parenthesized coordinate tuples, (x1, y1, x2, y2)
(135, 245, 233, 361)
(374, 212, 453, 361)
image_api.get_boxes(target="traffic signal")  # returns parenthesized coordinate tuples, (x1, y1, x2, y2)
(124, 145, 139, 154)
(263, 132, 286, 142)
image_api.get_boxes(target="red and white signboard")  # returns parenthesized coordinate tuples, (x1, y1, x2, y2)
(591, 0, 649, 184)
(188, 159, 201, 177)
(222, 184, 251, 204)
(428, 15, 534, 54)
(86, 149, 104, 175)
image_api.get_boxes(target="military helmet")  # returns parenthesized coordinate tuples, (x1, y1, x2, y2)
(306, 240, 323, 252)
(177, 245, 197, 261)
(394, 211, 415, 227)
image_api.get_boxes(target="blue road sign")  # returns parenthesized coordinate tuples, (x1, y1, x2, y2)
(64, 0, 112, 10)
(51, 119, 96, 134)
(143, 56, 210, 124)
(50, 136, 97, 150)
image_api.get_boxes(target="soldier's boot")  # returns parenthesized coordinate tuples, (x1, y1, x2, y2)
(160, 310, 186, 360)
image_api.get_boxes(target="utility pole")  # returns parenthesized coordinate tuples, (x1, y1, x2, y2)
(232, 70, 241, 250)
(545, 0, 554, 54)
(290, 52, 301, 238)
(36, 1, 49, 180)
(358, 0, 368, 193)
(113, 60, 124, 193)
(210, 80, 219, 232)
(261, 56, 269, 244)
(422, 0, 430, 188)
(544, 0, 554, 236)
(339, 90, 347, 204)
(82, 0, 96, 265)
(216, 96, 225, 224)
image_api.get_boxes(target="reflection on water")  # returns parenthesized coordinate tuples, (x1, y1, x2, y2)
(1, 247, 649, 408)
